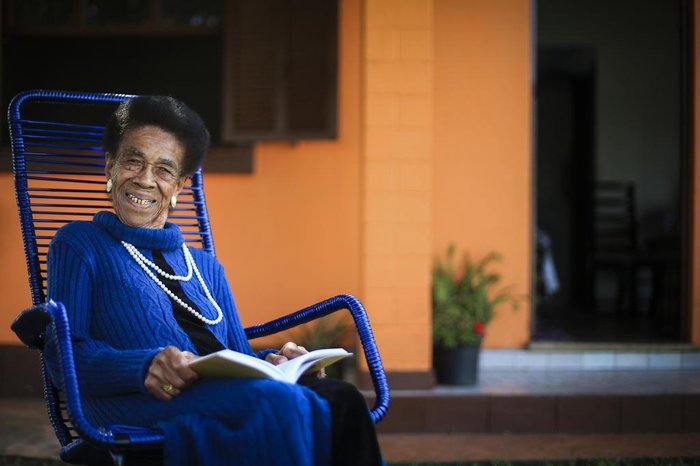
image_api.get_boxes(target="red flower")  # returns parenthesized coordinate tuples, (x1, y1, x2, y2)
(473, 321, 485, 337)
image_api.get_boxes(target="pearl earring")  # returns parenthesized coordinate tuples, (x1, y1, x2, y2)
(170, 196, 177, 208)
(106, 179, 113, 193)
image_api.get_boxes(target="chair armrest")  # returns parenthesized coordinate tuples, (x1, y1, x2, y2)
(11, 305, 52, 349)
(243, 294, 390, 423)
(43, 300, 165, 450)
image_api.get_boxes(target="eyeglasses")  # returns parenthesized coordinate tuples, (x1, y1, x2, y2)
(118, 157, 180, 183)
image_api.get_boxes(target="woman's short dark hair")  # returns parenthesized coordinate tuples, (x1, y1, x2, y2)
(104, 95, 210, 177)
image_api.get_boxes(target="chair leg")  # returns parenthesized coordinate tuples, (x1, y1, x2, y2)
(615, 268, 626, 312)
(614, 266, 636, 313)
(109, 452, 125, 466)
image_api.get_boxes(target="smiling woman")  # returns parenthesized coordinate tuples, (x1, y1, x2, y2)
(102, 95, 210, 229)
(41, 95, 383, 465)
(106, 126, 187, 229)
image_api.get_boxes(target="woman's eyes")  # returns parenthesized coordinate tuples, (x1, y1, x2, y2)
(123, 159, 177, 180)
(125, 159, 143, 170)
(156, 167, 176, 177)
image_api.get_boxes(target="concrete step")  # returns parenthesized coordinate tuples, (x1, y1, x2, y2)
(379, 432, 700, 463)
(364, 370, 700, 435)
(370, 391, 700, 434)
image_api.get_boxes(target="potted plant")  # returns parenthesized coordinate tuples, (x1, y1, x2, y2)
(432, 244, 519, 385)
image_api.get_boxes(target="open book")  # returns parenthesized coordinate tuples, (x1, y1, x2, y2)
(189, 348, 353, 384)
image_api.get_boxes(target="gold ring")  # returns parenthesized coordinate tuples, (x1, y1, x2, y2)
(162, 384, 177, 395)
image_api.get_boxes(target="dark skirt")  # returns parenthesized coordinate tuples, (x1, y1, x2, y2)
(298, 376, 383, 466)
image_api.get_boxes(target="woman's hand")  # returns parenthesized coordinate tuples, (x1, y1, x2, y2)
(265, 341, 308, 365)
(265, 341, 326, 378)
(145, 346, 200, 401)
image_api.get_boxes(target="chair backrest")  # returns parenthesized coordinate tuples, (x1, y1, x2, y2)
(9, 90, 215, 450)
(593, 180, 637, 254)
(10, 90, 216, 306)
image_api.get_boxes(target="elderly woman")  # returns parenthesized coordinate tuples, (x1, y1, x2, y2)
(43, 96, 382, 466)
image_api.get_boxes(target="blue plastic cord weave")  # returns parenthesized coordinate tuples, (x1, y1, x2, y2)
(9, 90, 215, 306)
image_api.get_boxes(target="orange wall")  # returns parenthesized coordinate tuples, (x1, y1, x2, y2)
(0, 0, 533, 355)
(0, 0, 363, 346)
(0, 174, 31, 341)
(362, 0, 434, 371)
(433, 0, 532, 348)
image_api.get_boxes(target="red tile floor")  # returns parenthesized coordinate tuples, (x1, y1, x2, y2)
(2, 369, 700, 463)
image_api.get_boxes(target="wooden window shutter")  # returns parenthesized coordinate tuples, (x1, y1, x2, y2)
(223, 0, 338, 141)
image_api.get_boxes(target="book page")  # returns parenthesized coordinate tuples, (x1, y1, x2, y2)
(189, 349, 285, 379)
(189, 348, 352, 383)
(277, 348, 353, 382)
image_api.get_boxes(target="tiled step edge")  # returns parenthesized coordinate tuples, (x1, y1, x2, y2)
(479, 349, 700, 371)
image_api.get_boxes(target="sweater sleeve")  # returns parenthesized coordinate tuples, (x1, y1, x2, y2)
(44, 237, 161, 396)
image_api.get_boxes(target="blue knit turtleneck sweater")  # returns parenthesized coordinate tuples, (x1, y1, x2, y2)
(43, 212, 331, 466)
(45, 211, 254, 396)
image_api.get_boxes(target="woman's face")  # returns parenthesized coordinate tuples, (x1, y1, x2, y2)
(106, 125, 187, 229)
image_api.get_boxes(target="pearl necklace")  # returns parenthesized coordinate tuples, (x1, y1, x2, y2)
(122, 242, 193, 281)
(122, 241, 223, 325)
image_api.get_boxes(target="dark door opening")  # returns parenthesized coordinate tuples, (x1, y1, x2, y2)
(533, 0, 689, 343)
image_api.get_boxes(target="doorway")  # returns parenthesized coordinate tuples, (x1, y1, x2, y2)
(533, 0, 689, 343)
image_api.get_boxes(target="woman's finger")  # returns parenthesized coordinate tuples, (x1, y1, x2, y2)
(146, 346, 199, 400)
(145, 373, 173, 401)
(280, 341, 308, 359)
(160, 383, 181, 397)
(266, 353, 289, 365)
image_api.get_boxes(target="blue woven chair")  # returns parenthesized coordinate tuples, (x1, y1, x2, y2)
(9, 90, 390, 466)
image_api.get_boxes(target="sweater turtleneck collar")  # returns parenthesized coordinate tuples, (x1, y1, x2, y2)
(93, 211, 183, 251)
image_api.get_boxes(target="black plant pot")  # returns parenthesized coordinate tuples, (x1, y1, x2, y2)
(433, 343, 481, 386)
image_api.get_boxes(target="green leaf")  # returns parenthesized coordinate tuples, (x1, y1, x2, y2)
(432, 244, 521, 348)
